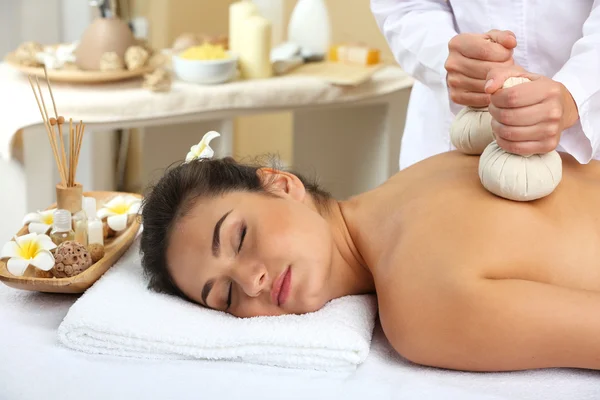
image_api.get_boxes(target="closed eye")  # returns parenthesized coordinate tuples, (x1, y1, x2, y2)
(237, 224, 247, 253)
(226, 282, 233, 309)
(226, 224, 245, 310)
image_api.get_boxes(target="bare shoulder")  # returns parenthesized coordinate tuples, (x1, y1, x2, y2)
(373, 253, 475, 367)
(375, 254, 600, 371)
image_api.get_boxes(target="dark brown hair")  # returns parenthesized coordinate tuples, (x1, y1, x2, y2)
(139, 157, 330, 300)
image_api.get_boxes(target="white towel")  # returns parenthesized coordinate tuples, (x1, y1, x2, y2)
(57, 236, 378, 372)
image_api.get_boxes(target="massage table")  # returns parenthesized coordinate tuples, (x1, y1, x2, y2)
(2, 282, 599, 400)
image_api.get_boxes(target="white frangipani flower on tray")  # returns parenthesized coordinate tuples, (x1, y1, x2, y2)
(23, 208, 57, 234)
(1, 233, 56, 276)
(98, 195, 142, 232)
(34, 42, 78, 70)
(185, 131, 220, 163)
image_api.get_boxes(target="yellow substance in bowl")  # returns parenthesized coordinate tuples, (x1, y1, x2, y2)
(180, 43, 229, 60)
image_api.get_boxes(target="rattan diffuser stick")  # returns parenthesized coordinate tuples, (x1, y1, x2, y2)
(28, 69, 85, 188)
(28, 69, 86, 213)
(110, 0, 118, 18)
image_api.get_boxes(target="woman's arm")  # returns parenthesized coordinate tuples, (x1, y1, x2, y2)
(370, 0, 457, 92)
(552, 1, 600, 163)
(394, 277, 600, 372)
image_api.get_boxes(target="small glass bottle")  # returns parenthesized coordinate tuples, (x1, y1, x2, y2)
(73, 200, 88, 247)
(84, 197, 104, 246)
(50, 209, 75, 246)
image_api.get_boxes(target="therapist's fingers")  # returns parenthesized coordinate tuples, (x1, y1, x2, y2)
(484, 66, 541, 94)
(447, 74, 487, 93)
(495, 136, 559, 156)
(486, 72, 568, 153)
(485, 30, 517, 50)
(491, 119, 557, 143)
(489, 102, 548, 126)
(449, 33, 514, 62)
(450, 91, 490, 107)
(490, 79, 550, 108)
(448, 56, 514, 80)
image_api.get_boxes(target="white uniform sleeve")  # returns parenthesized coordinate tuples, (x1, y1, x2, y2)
(552, 1, 600, 163)
(370, 0, 458, 92)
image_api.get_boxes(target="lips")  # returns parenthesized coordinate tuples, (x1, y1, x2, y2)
(271, 266, 292, 306)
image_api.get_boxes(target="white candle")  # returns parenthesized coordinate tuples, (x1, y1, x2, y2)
(251, 0, 285, 46)
(229, 0, 258, 55)
(239, 15, 273, 79)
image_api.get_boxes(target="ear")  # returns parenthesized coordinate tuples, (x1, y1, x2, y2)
(257, 168, 306, 201)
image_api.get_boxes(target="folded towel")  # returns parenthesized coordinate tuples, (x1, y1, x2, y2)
(58, 236, 378, 372)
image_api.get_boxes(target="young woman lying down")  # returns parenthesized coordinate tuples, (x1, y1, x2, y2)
(140, 133, 600, 373)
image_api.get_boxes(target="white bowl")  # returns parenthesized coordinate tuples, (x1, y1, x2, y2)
(172, 51, 238, 85)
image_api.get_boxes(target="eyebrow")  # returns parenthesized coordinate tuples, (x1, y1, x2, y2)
(212, 210, 232, 257)
(202, 210, 233, 306)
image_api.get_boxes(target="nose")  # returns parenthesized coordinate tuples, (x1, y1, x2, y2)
(234, 262, 269, 297)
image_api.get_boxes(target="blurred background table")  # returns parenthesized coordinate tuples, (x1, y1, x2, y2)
(0, 0, 414, 241)
(0, 62, 412, 232)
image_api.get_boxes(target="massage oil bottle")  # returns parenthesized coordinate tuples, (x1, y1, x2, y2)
(84, 197, 104, 246)
(73, 207, 88, 246)
(50, 209, 75, 246)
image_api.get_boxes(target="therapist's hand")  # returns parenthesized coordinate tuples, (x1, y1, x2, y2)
(445, 30, 517, 107)
(485, 66, 580, 155)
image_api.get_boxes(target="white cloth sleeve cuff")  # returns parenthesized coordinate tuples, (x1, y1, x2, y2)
(553, 70, 596, 164)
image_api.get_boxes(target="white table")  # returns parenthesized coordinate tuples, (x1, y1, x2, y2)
(2, 280, 599, 400)
(0, 63, 413, 215)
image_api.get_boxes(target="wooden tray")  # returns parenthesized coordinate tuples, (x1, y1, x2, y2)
(287, 61, 384, 86)
(4, 52, 154, 84)
(0, 191, 141, 294)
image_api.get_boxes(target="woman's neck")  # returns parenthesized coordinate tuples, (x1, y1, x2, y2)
(323, 199, 376, 299)
(338, 187, 398, 278)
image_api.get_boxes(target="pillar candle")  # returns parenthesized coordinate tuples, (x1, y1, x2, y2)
(239, 15, 273, 80)
(229, 0, 258, 55)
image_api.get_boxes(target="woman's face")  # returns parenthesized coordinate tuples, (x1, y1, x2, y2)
(165, 172, 335, 318)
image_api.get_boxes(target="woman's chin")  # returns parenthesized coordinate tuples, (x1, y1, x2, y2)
(293, 297, 329, 315)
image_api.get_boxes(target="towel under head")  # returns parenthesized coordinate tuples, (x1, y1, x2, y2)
(58, 235, 378, 372)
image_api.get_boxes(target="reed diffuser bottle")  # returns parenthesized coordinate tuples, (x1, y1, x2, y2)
(28, 66, 88, 246)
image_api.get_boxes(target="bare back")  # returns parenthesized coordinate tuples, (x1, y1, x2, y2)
(374, 151, 600, 290)
(346, 151, 600, 371)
